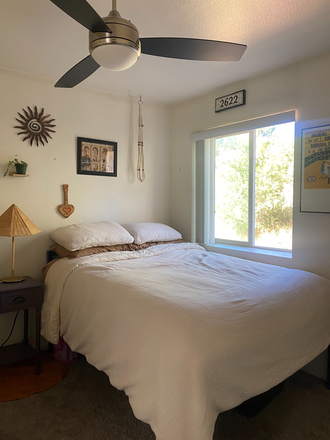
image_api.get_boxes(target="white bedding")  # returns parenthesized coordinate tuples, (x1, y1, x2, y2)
(41, 243, 330, 440)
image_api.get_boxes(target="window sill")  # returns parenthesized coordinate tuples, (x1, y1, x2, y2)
(202, 243, 292, 265)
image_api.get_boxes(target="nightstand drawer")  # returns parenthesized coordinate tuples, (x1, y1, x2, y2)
(0, 289, 43, 312)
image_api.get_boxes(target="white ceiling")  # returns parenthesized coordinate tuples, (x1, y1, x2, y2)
(1, 0, 330, 105)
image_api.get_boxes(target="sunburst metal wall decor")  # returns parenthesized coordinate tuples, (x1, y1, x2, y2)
(14, 106, 56, 146)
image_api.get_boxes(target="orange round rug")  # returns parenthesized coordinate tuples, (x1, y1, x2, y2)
(0, 353, 68, 402)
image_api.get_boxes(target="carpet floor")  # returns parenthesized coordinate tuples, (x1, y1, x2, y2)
(0, 355, 330, 440)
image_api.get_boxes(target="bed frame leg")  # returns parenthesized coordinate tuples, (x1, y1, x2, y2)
(326, 345, 330, 390)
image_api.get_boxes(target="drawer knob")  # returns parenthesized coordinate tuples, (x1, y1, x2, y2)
(13, 296, 26, 304)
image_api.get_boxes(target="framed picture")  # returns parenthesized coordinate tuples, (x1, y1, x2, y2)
(77, 137, 117, 177)
(299, 119, 330, 213)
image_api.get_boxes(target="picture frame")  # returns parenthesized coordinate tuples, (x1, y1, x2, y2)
(77, 137, 117, 177)
(299, 119, 330, 213)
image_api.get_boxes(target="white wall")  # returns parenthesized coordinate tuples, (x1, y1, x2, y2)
(170, 50, 330, 378)
(0, 68, 170, 344)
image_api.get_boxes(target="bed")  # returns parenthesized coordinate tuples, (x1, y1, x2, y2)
(41, 221, 330, 440)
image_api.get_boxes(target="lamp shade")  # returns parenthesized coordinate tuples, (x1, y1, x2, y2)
(91, 44, 140, 71)
(0, 204, 41, 237)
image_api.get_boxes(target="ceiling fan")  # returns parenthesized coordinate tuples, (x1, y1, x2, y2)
(50, 0, 247, 88)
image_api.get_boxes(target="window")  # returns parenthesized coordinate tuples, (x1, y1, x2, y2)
(193, 112, 295, 252)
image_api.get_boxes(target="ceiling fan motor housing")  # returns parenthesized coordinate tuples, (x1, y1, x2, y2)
(89, 13, 141, 71)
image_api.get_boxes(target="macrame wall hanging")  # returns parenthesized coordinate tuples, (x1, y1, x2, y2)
(137, 97, 145, 182)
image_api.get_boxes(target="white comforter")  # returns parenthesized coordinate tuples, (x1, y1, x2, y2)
(41, 243, 330, 440)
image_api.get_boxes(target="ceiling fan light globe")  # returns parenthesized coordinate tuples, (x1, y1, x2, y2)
(91, 44, 139, 71)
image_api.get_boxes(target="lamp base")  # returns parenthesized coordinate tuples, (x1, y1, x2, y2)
(1, 276, 25, 283)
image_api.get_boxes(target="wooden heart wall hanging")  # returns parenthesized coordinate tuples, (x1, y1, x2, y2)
(58, 184, 75, 218)
(14, 106, 56, 146)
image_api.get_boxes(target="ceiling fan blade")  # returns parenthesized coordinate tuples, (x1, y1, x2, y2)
(55, 55, 100, 88)
(50, 0, 111, 33)
(140, 37, 247, 62)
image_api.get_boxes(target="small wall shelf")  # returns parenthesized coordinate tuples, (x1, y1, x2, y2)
(8, 172, 29, 177)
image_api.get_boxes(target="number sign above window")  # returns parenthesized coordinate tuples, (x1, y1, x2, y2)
(215, 89, 246, 113)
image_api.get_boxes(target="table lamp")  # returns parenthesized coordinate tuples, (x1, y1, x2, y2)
(0, 204, 41, 282)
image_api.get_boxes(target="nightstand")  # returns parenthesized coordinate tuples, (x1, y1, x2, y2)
(0, 277, 44, 375)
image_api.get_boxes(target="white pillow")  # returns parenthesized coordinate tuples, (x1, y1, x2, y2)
(50, 221, 134, 251)
(121, 222, 182, 245)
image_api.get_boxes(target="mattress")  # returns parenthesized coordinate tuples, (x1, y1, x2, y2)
(41, 242, 330, 440)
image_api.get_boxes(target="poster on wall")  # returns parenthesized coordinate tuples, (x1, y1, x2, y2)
(300, 121, 330, 213)
(77, 137, 117, 177)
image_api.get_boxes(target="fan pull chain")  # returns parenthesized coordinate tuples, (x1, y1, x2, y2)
(137, 97, 145, 182)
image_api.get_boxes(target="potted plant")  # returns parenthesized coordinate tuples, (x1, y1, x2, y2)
(3, 157, 28, 177)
